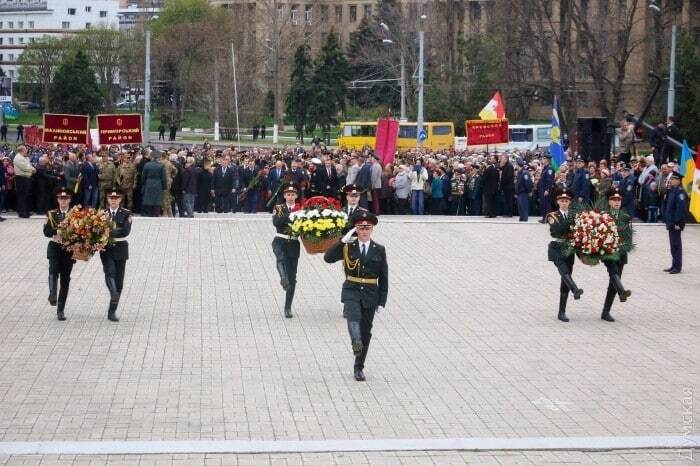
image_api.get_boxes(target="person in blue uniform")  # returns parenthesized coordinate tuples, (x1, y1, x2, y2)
(100, 188, 132, 322)
(516, 159, 533, 222)
(43, 187, 76, 321)
(546, 188, 583, 323)
(601, 187, 633, 322)
(324, 211, 388, 382)
(663, 171, 688, 274)
(272, 182, 301, 318)
(620, 164, 637, 218)
(572, 157, 591, 204)
(538, 154, 555, 223)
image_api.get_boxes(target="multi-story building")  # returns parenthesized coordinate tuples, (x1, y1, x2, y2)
(0, 0, 119, 79)
(117, 0, 161, 30)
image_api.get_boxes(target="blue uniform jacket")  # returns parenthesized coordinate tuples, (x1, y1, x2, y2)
(572, 168, 591, 202)
(517, 169, 533, 194)
(664, 186, 688, 231)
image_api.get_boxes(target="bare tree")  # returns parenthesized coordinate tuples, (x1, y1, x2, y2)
(16, 36, 66, 112)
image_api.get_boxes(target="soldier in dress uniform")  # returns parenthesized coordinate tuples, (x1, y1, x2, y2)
(97, 151, 116, 208)
(601, 187, 633, 322)
(44, 187, 76, 321)
(340, 184, 367, 234)
(663, 171, 688, 274)
(516, 159, 533, 222)
(546, 187, 583, 323)
(324, 211, 388, 382)
(100, 188, 132, 322)
(272, 182, 301, 318)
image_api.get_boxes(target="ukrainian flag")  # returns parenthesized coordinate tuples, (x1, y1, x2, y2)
(550, 96, 565, 171)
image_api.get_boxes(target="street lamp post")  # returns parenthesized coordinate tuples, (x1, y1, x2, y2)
(380, 23, 406, 121)
(144, 29, 151, 146)
(416, 15, 426, 148)
(668, 24, 676, 118)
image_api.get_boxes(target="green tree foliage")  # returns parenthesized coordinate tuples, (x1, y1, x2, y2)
(674, 32, 700, 146)
(16, 36, 65, 112)
(150, 0, 212, 36)
(285, 45, 314, 142)
(309, 31, 349, 133)
(50, 50, 102, 116)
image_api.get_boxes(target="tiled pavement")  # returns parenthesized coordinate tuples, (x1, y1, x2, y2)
(0, 215, 698, 465)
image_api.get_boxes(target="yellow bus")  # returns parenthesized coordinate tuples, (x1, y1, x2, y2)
(338, 121, 455, 151)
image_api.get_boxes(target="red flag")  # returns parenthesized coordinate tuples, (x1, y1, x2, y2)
(375, 118, 399, 165)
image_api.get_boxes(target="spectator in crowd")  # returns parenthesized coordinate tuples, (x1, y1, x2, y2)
(409, 158, 428, 215)
(394, 165, 410, 215)
(13, 145, 35, 218)
(81, 153, 99, 208)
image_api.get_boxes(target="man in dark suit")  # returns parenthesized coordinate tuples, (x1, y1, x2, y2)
(663, 171, 688, 274)
(317, 157, 339, 198)
(81, 154, 99, 208)
(212, 155, 236, 213)
(481, 155, 499, 218)
(100, 188, 132, 322)
(241, 158, 260, 213)
(499, 154, 515, 217)
(272, 183, 301, 318)
(44, 187, 76, 321)
(324, 211, 388, 382)
(266, 159, 287, 208)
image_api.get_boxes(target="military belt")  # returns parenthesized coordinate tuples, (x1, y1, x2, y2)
(346, 276, 378, 286)
(113, 238, 127, 242)
(275, 233, 298, 241)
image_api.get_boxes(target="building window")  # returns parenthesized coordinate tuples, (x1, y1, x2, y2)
(363, 4, 372, 19)
(0, 22, 2, 29)
(305, 5, 312, 23)
(85, 6, 92, 12)
(62, 21, 70, 29)
(100, 11, 107, 18)
(291, 6, 299, 24)
(8, 21, 13, 29)
(277, 6, 284, 21)
(9, 54, 15, 61)
(320, 5, 328, 22)
(28, 21, 34, 28)
(18, 21, 23, 28)
(8, 38, 13, 45)
(9, 70, 14, 78)
(19, 37, 24, 44)
(0, 54, 3, 61)
(86, 22, 91, 29)
(68, 8, 76, 15)
(30, 37, 35, 43)
(335, 5, 342, 22)
(469, 3, 481, 21)
(349, 5, 357, 22)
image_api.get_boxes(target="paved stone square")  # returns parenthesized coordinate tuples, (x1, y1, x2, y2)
(0, 216, 698, 465)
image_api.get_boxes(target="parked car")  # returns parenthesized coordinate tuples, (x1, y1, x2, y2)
(17, 101, 41, 110)
(115, 100, 136, 108)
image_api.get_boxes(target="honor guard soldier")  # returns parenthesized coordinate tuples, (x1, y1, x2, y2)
(601, 187, 633, 322)
(324, 211, 388, 382)
(44, 187, 76, 321)
(663, 171, 688, 274)
(547, 187, 583, 323)
(340, 184, 367, 234)
(101, 188, 132, 322)
(272, 182, 301, 318)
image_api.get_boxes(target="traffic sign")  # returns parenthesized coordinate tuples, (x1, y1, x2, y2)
(418, 129, 427, 141)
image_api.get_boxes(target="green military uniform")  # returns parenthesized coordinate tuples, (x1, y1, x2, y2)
(547, 188, 583, 322)
(161, 157, 178, 217)
(116, 159, 137, 211)
(324, 211, 388, 381)
(97, 156, 116, 208)
(601, 187, 632, 322)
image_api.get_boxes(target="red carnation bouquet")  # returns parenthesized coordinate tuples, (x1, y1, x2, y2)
(54, 206, 114, 261)
(289, 196, 348, 254)
(569, 208, 620, 265)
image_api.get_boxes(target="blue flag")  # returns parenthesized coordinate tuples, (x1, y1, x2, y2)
(679, 139, 691, 177)
(549, 96, 565, 171)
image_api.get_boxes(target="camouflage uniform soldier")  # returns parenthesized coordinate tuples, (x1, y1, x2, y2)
(160, 152, 178, 217)
(96, 151, 116, 208)
(116, 152, 137, 211)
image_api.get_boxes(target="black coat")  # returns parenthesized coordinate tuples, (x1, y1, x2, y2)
(547, 210, 574, 263)
(324, 239, 389, 312)
(102, 208, 132, 261)
(181, 166, 198, 195)
(499, 163, 515, 192)
(271, 203, 301, 258)
(317, 166, 339, 197)
(44, 210, 72, 260)
(482, 164, 499, 195)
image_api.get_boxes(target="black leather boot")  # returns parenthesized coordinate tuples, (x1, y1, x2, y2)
(610, 274, 631, 302)
(347, 321, 363, 356)
(556, 263, 583, 300)
(106, 277, 120, 322)
(283, 283, 295, 318)
(277, 262, 289, 290)
(558, 292, 570, 322)
(56, 299, 66, 321)
(48, 274, 58, 306)
(354, 337, 371, 382)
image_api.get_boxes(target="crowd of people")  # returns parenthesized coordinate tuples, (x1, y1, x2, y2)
(0, 135, 688, 224)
